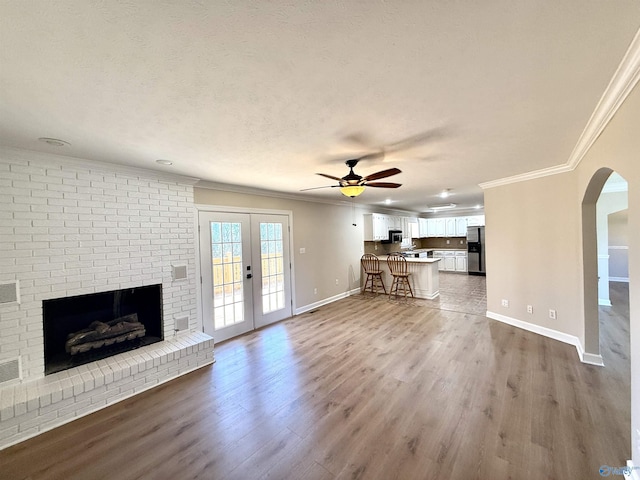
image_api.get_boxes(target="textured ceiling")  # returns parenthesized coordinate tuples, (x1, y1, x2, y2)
(1, 1, 639, 213)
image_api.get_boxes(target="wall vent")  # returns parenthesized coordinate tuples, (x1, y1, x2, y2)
(0, 281, 19, 304)
(172, 265, 187, 281)
(0, 358, 21, 384)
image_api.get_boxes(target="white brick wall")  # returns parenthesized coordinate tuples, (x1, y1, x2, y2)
(0, 148, 214, 449)
(0, 149, 199, 379)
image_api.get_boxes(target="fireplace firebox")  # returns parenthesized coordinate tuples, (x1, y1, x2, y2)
(43, 284, 163, 375)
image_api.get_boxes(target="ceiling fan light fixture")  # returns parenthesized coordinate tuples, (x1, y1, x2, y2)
(340, 185, 366, 198)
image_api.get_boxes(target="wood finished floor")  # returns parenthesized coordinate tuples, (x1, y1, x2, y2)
(1, 279, 630, 480)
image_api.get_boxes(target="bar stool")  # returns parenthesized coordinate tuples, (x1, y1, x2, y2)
(387, 253, 414, 300)
(361, 254, 387, 295)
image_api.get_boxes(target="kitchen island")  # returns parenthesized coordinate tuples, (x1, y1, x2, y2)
(378, 255, 440, 299)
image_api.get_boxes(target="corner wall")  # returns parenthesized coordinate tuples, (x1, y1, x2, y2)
(484, 82, 640, 465)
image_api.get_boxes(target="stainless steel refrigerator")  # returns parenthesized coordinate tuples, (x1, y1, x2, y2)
(467, 226, 486, 275)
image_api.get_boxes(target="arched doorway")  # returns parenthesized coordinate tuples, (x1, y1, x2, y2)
(582, 168, 630, 361)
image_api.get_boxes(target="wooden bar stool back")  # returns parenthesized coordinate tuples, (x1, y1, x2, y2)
(361, 254, 387, 295)
(387, 253, 414, 300)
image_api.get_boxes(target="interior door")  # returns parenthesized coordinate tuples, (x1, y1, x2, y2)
(200, 212, 254, 342)
(251, 214, 292, 328)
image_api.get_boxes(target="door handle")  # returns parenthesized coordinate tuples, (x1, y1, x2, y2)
(246, 273, 253, 279)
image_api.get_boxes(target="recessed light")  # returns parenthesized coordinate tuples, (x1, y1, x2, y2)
(384, 199, 392, 205)
(474, 204, 482, 209)
(155, 159, 173, 166)
(439, 189, 452, 199)
(38, 137, 70, 147)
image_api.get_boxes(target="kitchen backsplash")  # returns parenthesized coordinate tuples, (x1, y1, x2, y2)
(363, 237, 467, 255)
(418, 237, 467, 249)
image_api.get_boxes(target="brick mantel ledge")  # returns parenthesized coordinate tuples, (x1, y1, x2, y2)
(0, 331, 214, 450)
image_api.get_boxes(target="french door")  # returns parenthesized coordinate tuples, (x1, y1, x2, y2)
(199, 211, 292, 342)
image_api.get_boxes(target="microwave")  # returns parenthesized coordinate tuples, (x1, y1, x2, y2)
(382, 230, 403, 244)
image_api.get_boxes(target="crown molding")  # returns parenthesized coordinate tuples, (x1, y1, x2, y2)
(480, 26, 640, 190)
(479, 163, 573, 189)
(566, 27, 640, 170)
(195, 179, 356, 207)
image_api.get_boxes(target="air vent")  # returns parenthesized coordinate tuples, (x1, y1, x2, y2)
(172, 265, 187, 281)
(0, 281, 19, 304)
(0, 358, 21, 384)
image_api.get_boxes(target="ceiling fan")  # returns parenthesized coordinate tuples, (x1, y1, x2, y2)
(302, 157, 402, 198)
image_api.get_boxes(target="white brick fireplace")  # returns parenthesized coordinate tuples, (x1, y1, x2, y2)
(0, 147, 214, 449)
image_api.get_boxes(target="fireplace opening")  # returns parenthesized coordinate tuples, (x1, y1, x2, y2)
(43, 284, 163, 375)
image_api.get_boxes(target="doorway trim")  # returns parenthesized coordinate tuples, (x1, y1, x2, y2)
(194, 204, 296, 335)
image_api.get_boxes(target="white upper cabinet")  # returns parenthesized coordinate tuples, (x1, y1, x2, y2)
(418, 218, 429, 237)
(455, 217, 468, 236)
(415, 215, 484, 237)
(363, 213, 389, 241)
(369, 213, 484, 241)
(444, 218, 456, 237)
(431, 218, 445, 237)
(466, 215, 485, 226)
(402, 216, 418, 238)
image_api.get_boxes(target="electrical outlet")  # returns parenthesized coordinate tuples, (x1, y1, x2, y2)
(314, 288, 317, 295)
(549, 309, 557, 320)
(460, 240, 464, 244)
(501, 299, 509, 307)
(374, 244, 378, 250)
(299, 247, 306, 254)
(527, 305, 533, 314)
(446, 239, 450, 244)
(335, 279, 339, 285)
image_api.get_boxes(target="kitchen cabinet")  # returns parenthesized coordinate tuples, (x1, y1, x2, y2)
(445, 218, 456, 237)
(433, 250, 467, 272)
(443, 251, 456, 271)
(433, 251, 444, 271)
(431, 218, 445, 237)
(402, 216, 418, 239)
(364, 213, 415, 241)
(455, 217, 468, 236)
(364, 213, 390, 241)
(418, 218, 428, 237)
(467, 215, 485, 226)
(415, 215, 483, 238)
(455, 251, 467, 272)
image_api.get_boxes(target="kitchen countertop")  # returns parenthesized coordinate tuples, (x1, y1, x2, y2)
(380, 255, 440, 263)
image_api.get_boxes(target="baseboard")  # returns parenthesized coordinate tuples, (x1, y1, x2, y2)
(295, 288, 361, 315)
(599, 298, 613, 306)
(610, 277, 630, 283)
(486, 311, 604, 366)
(625, 460, 640, 480)
(575, 342, 605, 366)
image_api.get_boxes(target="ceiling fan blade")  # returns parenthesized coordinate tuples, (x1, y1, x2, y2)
(316, 173, 343, 182)
(384, 127, 449, 154)
(357, 150, 385, 162)
(362, 167, 401, 182)
(300, 185, 339, 192)
(365, 182, 402, 188)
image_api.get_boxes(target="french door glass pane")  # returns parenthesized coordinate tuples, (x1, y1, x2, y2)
(260, 222, 285, 314)
(211, 221, 244, 329)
